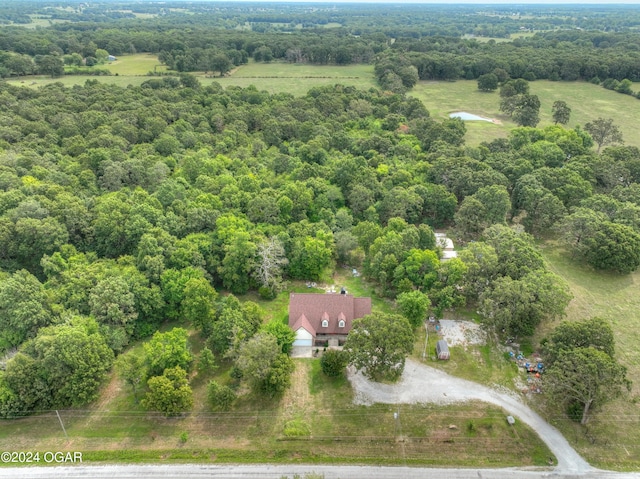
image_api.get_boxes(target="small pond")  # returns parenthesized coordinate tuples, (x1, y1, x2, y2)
(449, 111, 493, 122)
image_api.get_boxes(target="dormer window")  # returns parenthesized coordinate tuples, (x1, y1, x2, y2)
(321, 311, 329, 328)
(338, 312, 346, 328)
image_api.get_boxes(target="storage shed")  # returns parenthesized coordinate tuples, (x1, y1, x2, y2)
(436, 340, 450, 360)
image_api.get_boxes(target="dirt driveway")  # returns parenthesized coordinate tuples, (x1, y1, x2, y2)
(348, 358, 593, 474)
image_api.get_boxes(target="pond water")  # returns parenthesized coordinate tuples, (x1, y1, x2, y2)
(449, 111, 493, 122)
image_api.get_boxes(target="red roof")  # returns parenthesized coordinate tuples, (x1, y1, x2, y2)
(288, 293, 371, 337)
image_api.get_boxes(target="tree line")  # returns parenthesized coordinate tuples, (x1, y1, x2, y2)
(5, 3, 640, 81)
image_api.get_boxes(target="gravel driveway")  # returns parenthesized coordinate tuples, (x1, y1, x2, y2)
(348, 358, 593, 474)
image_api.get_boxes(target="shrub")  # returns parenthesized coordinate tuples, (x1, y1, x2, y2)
(320, 349, 349, 377)
(207, 380, 236, 411)
(283, 418, 311, 437)
(259, 285, 277, 300)
(602, 78, 619, 90)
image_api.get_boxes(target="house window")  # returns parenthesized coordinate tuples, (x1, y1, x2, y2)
(338, 319, 345, 328)
(322, 319, 329, 328)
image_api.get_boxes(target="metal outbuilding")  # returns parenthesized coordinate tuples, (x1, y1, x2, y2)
(436, 340, 450, 360)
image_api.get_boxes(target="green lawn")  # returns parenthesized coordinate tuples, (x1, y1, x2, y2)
(0, 355, 552, 468)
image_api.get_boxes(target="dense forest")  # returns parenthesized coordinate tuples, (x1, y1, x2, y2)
(0, 2, 637, 425)
(4, 2, 640, 83)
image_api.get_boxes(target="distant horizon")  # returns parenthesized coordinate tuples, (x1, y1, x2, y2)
(29, 0, 640, 4)
(157, 0, 640, 4)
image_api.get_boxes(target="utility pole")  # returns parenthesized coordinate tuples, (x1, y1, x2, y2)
(55, 410, 68, 439)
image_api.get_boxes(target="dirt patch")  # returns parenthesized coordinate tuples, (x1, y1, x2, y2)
(438, 320, 485, 347)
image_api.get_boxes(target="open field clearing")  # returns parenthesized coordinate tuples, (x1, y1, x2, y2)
(411, 79, 640, 148)
(103, 53, 167, 76)
(6, 75, 154, 88)
(212, 62, 377, 96)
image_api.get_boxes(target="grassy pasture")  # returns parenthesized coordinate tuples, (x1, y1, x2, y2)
(103, 53, 167, 76)
(7, 57, 640, 149)
(536, 242, 640, 470)
(212, 61, 377, 96)
(411, 79, 640, 148)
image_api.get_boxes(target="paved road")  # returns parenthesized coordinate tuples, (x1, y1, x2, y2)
(349, 359, 590, 473)
(1, 464, 640, 479)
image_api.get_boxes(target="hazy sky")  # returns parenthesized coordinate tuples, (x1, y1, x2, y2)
(205, 0, 640, 3)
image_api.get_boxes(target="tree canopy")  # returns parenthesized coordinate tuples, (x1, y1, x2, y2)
(344, 312, 414, 382)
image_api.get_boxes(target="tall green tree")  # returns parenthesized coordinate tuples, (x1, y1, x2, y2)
(396, 290, 431, 328)
(477, 73, 499, 92)
(344, 313, 414, 382)
(542, 317, 615, 367)
(144, 328, 193, 377)
(219, 230, 257, 294)
(115, 351, 147, 402)
(512, 94, 541, 127)
(236, 332, 293, 396)
(479, 270, 571, 338)
(552, 100, 571, 125)
(320, 349, 349, 377)
(582, 221, 640, 273)
(207, 380, 236, 411)
(0, 270, 52, 351)
(458, 242, 499, 301)
(30, 316, 114, 407)
(181, 277, 218, 336)
(585, 118, 624, 153)
(546, 347, 628, 424)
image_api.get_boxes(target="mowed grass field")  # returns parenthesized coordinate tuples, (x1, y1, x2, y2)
(537, 242, 640, 470)
(212, 61, 377, 96)
(104, 53, 167, 76)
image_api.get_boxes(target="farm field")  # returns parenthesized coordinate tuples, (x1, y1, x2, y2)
(102, 53, 167, 76)
(5, 58, 376, 96)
